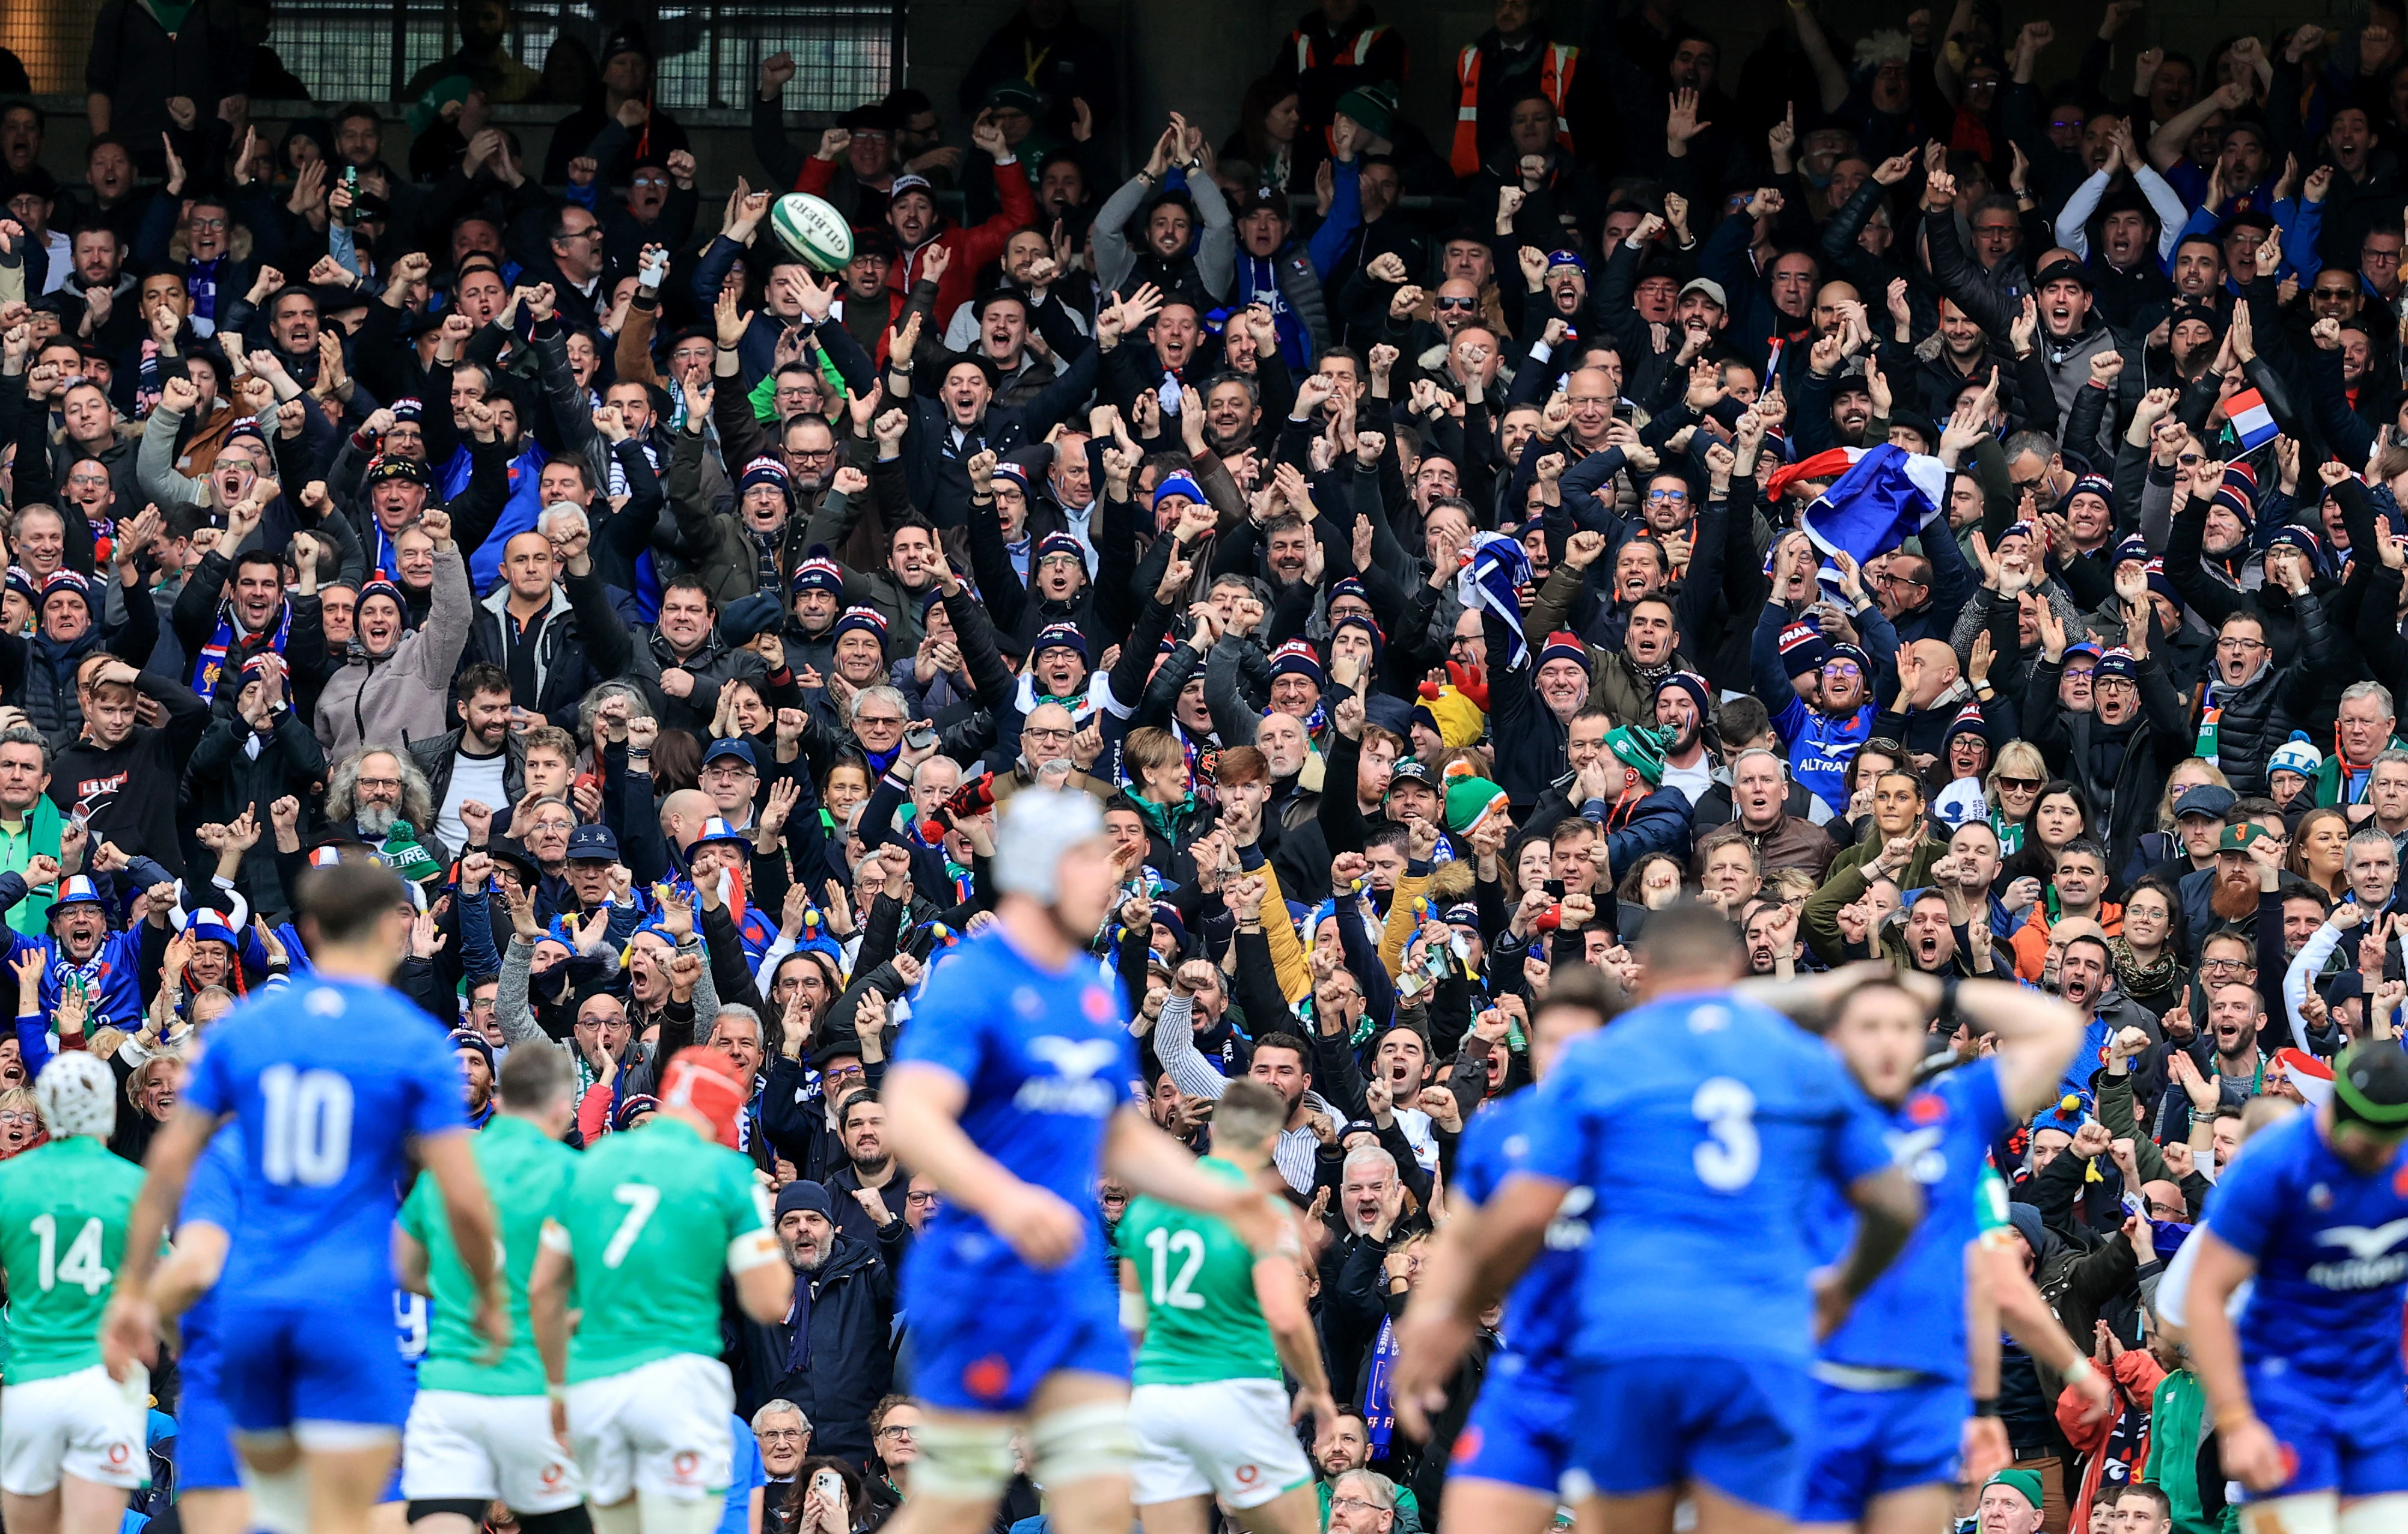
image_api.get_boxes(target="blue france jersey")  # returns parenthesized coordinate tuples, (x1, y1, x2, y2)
(174, 1128, 246, 1381)
(1769, 697, 1878, 816)
(1818, 1059, 2009, 1381)
(1456, 1091, 1587, 1377)
(1521, 988, 1897, 1365)
(182, 976, 465, 1313)
(0, 926, 147, 1036)
(892, 928, 1136, 1289)
(2205, 1111, 2408, 1395)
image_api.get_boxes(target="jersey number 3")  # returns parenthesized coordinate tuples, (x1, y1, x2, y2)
(29, 1214, 110, 1295)
(1691, 1078, 1760, 1193)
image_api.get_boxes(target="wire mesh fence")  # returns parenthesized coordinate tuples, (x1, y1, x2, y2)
(2, 0, 899, 112)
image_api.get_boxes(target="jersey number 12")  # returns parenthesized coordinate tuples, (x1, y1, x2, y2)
(1144, 1227, 1206, 1310)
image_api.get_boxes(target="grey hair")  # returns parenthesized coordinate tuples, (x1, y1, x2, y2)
(1333, 1470, 1397, 1512)
(2001, 430, 2059, 465)
(706, 1004, 764, 1045)
(1341, 1144, 1398, 1183)
(2347, 827, 2400, 861)
(848, 685, 908, 730)
(911, 754, 959, 786)
(0, 727, 49, 771)
(2343, 680, 2397, 720)
(576, 680, 654, 747)
(2374, 749, 2408, 774)
(751, 1399, 811, 1432)
(1729, 747, 1786, 778)
(325, 744, 433, 829)
(538, 501, 590, 539)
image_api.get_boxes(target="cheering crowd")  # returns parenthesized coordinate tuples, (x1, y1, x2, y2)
(2, 0, 2407, 1527)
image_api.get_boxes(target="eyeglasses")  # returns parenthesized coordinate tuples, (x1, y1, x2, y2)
(757, 1428, 808, 1443)
(1024, 726, 1073, 741)
(2200, 956, 2251, 972)
(876, 1425, 917, 1439)
(825, 1063, 867, 1083)
(855, 713, 904, 728)
(1331, 1499, 1385, 1515)
(189, 216, 227, 231)
(0, 1111, 35, 1128)
(355, 775, 403, 790)
(786, 445, 837, 460)
(2216, 637, 2267, 652)
(1645, 489, 1689, 502)
(1820, 661, 1862, 679)
(906, 1190, 937, 1204)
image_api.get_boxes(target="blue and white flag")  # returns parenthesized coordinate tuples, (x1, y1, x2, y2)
(1458, 532, 1535, 668)
(1795, 443, 1952, 591)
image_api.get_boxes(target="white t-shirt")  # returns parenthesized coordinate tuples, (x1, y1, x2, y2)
(436, 748, 509, 854)
(1662, 753, 1714, 805)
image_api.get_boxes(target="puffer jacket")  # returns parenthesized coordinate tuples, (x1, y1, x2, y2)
(2188, 595, 2339, 798)
(313, 545, 474, 758)
(5, 572, 159, 740)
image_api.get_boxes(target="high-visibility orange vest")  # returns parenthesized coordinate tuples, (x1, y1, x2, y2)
(1450, 40, 1577, 178)
(1293, 22, 1392, 74)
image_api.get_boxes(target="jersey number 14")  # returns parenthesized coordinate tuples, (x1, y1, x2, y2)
(29, 1215, 111, 1295)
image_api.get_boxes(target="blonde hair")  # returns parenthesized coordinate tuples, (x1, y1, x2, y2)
(2154, 757, 2231, 831)
(1985, 739, 2050, 814)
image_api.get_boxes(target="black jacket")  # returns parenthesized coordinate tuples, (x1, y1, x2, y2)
(461, 570, 623, 734)
(729, 1229, 899, 1468)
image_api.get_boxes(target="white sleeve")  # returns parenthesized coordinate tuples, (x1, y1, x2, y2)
(2136, 167, 2193, 260)
(1151, 993, 1230, 1101)
(2054, 171, 2110, 257)
(2281, 919, 2348, 1050)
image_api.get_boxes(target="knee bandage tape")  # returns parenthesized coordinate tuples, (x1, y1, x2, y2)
(2245, 1496, 2338, 1534)
(1030, 1399, 1135, 1487)
(586, 1499, 643, 1534)
(909, 1417, 1019, 1500)
(636, 1488, 724, 1534)
(239, 1461, 311, 1534)
(2339, 1496, 2408, 1534)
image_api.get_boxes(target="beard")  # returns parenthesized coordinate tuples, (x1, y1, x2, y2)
(2208, 871, 2258, 922)
(355, 802, 399, 836)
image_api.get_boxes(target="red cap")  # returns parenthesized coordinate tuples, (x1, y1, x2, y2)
(659, 1047, 749, 1149)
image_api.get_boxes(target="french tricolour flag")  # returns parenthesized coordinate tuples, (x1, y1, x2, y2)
(2226, 387, 2279, 453)
(1767, 444, 1952, 593)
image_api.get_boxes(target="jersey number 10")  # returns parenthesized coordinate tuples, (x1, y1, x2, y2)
(260, 1065, 356, 1186)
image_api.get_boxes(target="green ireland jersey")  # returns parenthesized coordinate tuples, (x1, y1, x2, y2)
(542, 1117, 778, 1383)
(0, 1137, 146, 1382)
(1116, 1158, 1285, 1387)
(398, 1113, 578, 1395)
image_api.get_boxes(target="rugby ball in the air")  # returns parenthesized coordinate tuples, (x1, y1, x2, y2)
(770, 192, 854, 273)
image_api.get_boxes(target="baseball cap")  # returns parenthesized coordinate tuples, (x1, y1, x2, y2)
(2218, 823, 2273, 852)
(1678, 277, 1728, 308)
(565, 824, 620, 861)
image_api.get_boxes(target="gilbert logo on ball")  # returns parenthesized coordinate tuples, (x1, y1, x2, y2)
(771, 193, 854, 273)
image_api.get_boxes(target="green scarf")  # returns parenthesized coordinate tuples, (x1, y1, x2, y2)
(1131, 790, 1196, 840)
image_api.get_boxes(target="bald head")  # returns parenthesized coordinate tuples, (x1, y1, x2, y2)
(661, 788, 715, 846)
(1905, 639, 1960, 707)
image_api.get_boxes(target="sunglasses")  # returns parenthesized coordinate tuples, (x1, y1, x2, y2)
(1433, 295, 1477, 311)
(1996, 775, 2042, 791)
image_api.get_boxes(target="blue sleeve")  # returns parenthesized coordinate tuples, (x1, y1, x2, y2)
(2282, 198, 2322, 281)
(457, 888, 502, 980)
(183, 1025, 236, 1117)
(1515, 1060, 1590, 1187)
(890, 955, 987, 1083)
(1307, 163, 1363, 280)
(402, 1013, 471, 1139)
(16, 1013, 51, 1079)
(179, 1135, 242, 1229)
(2199, 1132, 2285, 1260)
(1823, 1062, 1901, 1188)
(1958, 1057, 2012, 1145)
(1751, 606, 1808, 744)
(690, 236, 745, 311)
